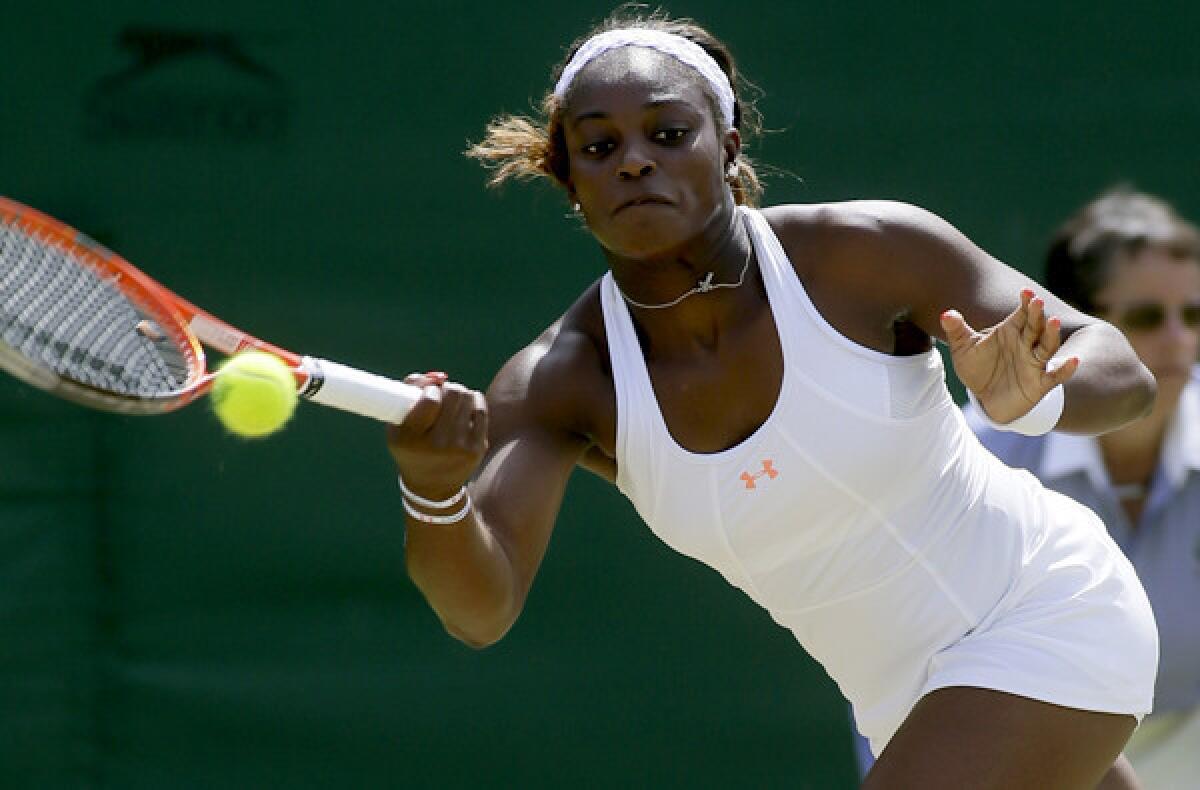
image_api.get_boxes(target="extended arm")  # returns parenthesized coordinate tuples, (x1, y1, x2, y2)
(827, 201, 1156, 434)
(388, 324, 596, 647)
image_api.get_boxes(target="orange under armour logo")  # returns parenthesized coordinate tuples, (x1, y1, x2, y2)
(740, 459, 778, 490)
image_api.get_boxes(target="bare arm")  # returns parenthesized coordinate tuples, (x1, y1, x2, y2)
(782, 201, 1155, 434)
(387, 323, 598, 647)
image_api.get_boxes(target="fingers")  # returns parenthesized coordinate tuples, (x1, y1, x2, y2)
(1043, 354, 1080, 388)
(1021, 292, 1068, 371)
(387, 373, 487, 454)
(1033, 315, 1062, 365)
(392, 380, 445, 436)
(939, 309, 976, 351)
(403, 370, 448, 388)
(427, 383, 487, 454)
(1019, 290, 1080, 387)
(1020, 290, 1048, 353)
(468, 390, 489, 449)
(391, 370, 449, 431)
(1013, 288, 1032, 331)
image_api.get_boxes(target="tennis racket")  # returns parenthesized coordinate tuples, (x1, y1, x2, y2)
(0, 195, 421, 422)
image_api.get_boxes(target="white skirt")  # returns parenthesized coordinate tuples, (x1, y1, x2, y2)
(885, 489, 1160, 755)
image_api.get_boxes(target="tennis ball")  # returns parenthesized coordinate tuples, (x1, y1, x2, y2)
(210, 351, 298, 438)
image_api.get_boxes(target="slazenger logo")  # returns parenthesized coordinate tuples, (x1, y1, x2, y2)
(740, 459, 778, 490)
(84, 27, 290, 141)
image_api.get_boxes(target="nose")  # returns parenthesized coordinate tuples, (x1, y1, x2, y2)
(1164, 315, 1200, 350)
(1161, 308, 1198, 339)
(1150, 311, 1200, 366)
(617, 148, 656, 180)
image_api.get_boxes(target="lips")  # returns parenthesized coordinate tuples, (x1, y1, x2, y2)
(614, 194, 673, 214)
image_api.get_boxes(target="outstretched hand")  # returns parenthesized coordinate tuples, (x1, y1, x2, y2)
(941, 290, 1080, 425)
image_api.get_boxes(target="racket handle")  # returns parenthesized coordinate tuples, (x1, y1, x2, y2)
(298, 356, 421, 424)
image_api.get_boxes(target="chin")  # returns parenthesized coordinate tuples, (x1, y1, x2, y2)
(597, 214, 690, 258)
(1149, 371, 1188, 412)
(1151, 364, 1192, 382)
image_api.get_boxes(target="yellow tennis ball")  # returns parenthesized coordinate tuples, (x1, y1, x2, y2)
(210, 351, 298, 438)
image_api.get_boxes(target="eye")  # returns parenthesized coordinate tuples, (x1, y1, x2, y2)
(1182, 303, 1200, 328)
(1120, 304, 1166, 331)
(580, 140, 614, 157)
(652, 128, 689, 144)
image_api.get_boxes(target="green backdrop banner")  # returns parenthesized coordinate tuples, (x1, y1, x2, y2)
(1, 2, 1197, 788)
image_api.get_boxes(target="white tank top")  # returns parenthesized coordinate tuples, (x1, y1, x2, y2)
(600, 205, 1051, 744)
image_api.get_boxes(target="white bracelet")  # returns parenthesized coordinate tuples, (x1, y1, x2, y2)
(402, 494, 473, 526)
(397, 475, 468, 509)
(967, 384, 1065, 436)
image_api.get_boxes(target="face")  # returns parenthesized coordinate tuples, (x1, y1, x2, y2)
(1093, 247, 1200, 408)
(561, 47, 738, 259)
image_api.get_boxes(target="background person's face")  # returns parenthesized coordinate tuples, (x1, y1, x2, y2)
(562, 48, 732, 259)
(1094, 248, 1200, 412)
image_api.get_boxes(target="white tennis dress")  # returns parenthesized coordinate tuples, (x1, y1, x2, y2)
(599, 205, 1158, 757)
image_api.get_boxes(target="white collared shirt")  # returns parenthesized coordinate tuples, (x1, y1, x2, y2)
(1040, 373, 1200, 517)
(966, 367, 1200, 715)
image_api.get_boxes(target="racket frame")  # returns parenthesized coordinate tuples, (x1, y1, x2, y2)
(0, 196, 418, 422)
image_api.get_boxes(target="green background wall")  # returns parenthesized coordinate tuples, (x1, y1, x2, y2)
(1, 2, 1197, 788)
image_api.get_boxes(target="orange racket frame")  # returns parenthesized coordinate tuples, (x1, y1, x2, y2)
(0, 196, 420, 421)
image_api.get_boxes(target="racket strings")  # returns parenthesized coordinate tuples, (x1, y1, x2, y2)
(0, 219, 190, 396)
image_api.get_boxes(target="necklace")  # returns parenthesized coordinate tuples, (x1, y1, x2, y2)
(616, 241, 753, 310)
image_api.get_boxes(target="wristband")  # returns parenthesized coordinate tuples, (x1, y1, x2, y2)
(397, 475, 468, 509)
(967, 384, 1065, 436)
(402, 494, 473, 526)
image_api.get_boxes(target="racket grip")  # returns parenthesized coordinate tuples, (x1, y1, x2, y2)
(298, 356, 421, 424)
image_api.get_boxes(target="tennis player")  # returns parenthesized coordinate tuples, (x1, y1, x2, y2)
(388, 10, 1159, 788)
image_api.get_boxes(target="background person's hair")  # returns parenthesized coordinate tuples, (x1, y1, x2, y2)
(467, 5, 765, 206)
(1045, 186, 1200, 312)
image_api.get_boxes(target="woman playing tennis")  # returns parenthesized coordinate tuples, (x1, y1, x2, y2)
(387, 10, 1158, 788)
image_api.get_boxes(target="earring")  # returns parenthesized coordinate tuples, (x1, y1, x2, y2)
(725, 163, 738, 181)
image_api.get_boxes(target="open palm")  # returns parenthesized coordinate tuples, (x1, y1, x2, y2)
(941, 290, 1079, 425)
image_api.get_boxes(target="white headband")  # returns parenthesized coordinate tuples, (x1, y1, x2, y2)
(553, 29, 736, 130)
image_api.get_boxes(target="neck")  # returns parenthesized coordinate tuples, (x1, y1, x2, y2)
(1098, 395, 1174, 485)
(607, 205, 759, 347)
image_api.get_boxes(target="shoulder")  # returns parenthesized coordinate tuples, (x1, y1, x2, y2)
(759, 201, 1039, 339)
(760, 201, 970, 266)
(487, 280, 614, 442)
(754, 201, 978, 345)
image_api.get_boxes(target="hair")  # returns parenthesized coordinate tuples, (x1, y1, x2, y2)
(465, 6, 764, 206)
(1044, 186, 1200, 312)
